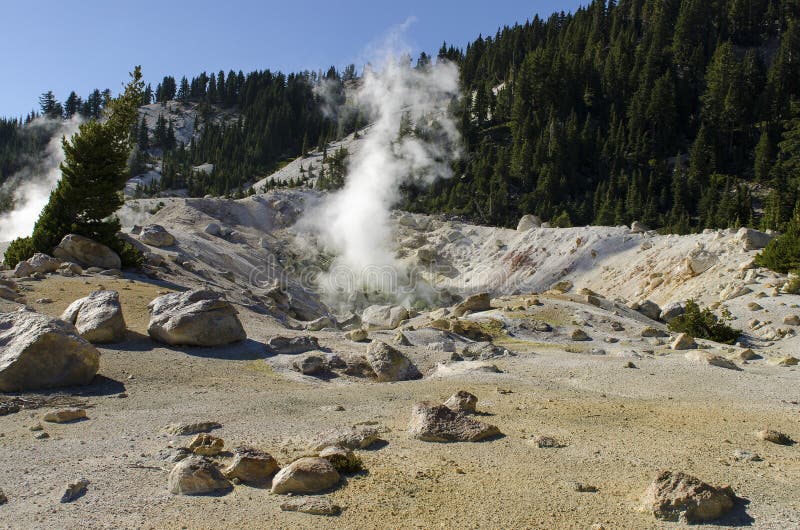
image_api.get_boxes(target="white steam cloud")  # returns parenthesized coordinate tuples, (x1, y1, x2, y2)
(0, 116, 82, 240)
(300, 37, 461, 309)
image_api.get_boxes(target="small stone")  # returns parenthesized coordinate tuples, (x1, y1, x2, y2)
(271, 457, 340, 495)
(732, 450, 762, 462)
(0, 488, 6, 505)
(641, 326, 668, 338)
(624, 361, 637, 369)
(533, 435, 565, 448)
(573, 482, 598, 493)
(29, 423, 43, 431)
(60, 478, 89, 503)
(747, 302, 763, 311)
(34, 432, 49, 440)
(309, 426, 382, 451)
(783, 314, 800, 326)
(267, 335, 320, 355)
(570, 329, 590, 341)
(671, 333, 696, 351)
(729, 349, 758, 362)
(188, 433, 224, 456)
(443, 391, 478, 414)
(280, 497, 341, 516)
(292, 355, 326, 375)
(776, 356, 799, 366)
(344, 329, 368, 342)
(43, 408, 87, 423)
(756, 429, 794, 445)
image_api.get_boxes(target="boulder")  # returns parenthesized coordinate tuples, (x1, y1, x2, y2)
(453, 293, 491, 317)
(671, 333, 696, 350)
(27, 253, 61, 274)
(719, 283, 752, 302)
(641, 470, 735, 523)
(58, 262, 83, 276)
(365, 341, 421, 382)
(52, 234, 121, 270)
(361, 304, 409, 330)
(736, 227, 774, 251)
(292, 355, 326, 375)
(686, 249, 717, 276)
(685, 351, 741, 371)
(267, 335, 319, 355)
(571, 329, 591, 341)
(166, 421, 221, 436)
(0, 310, 100, 392)
(270, 457, 340, 495)
(636, 300, 662, 321)
(147, 290, 246, 346)
(517, 214, 542, 231)
(660, 302, 686, 323)
(443, 391, 478, 413)
(222, 447, 279, 483)
(304, 316, 335, 331)
(408, 401, 501, 442)
(280, 497, 341, 516)
(168, 456, 232, 495)
(13, 261, 34, 278)
(139, 224, 175, 247)
(783, 314, 800, 326)
(61, 290, 126, 343)
(631, 221, 649, 233)
(204, 223, 221, 236)
(641, 326, 668, 338)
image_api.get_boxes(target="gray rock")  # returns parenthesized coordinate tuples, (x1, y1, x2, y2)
(147, 290, 246, 346)
(13, 261, 34, 278)
(732, 450, 762, 462)
(304, 316, 335, 331)
(271, 457, 340, 495)
(52, 234, 121, 270)
(0, 309, 100, 392)
(61, 290, 126, 343)
(453, 292, 491, 317)
(166, 421, 221, 436)
(736, 227, 774, 251)
(361, 304, 409, 330)
(641, 470, 735, 523)
(139, 224, 175, 247)
(267, 335, 320, 355)
(365, 341, 421, 382)
(637, 300, 662, 321)
(517, 215, 542, 231)
(168, 456, 232, 495)
(280, 497, 341, 516)
(204, 223, 221, 236)
(685, 351, 742, 371)
(631, 221, 649, 233)
(60, 478, 89, 503)
(408, 401, 501, 442)
(660, 302, 686, 322)
(309, 426, 383, 451)
(293, 355, 326, 375)
(27, 253, 61, 274)
(443, 390, 478, 413)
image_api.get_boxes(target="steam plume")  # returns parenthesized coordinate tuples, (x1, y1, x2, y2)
(300, 40, 461, 309)
(0, 116, 82, 240)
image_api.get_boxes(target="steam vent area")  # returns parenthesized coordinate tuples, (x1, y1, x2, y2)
(1, 191, 799, 528)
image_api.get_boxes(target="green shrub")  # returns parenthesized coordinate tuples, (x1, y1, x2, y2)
(784, 276, 800, 295)
(755, 217, 800, 273)
(668, 300, 741, 345)
(3, 236, 35, 268)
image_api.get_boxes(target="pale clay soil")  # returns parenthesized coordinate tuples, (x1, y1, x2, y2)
(1, 192, 800, 529)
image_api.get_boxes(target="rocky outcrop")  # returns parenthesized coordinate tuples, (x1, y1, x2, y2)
(61, 290, 126, 343)
(361, 304, 409, 330)
(517, 215, 542, 231)
(0, 309, 100, 392)
(53, 234, 121, 270)
(641, 470, 735, 523)
(453, 292, 491, 317)
(147, 290, 246, 346)
(365, 341, 421, 382)
(139, 224, 175, 247)
(168, 456, 232, 495)
(735, 227, 773, 251)
(270, 457, 340, 495)
(408, 401, 501, 442)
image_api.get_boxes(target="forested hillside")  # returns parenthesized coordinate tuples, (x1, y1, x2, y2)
(3, 0, 800, 235)
(408, 0, 800, 232)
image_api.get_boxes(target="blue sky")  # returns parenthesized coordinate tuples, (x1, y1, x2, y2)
(1, 1, 584, 119)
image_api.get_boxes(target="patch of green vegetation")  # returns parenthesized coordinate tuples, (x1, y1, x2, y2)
(667, 300, 741, 345)
(244, 360, 278, 377)
(476, 318, 506, 338)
